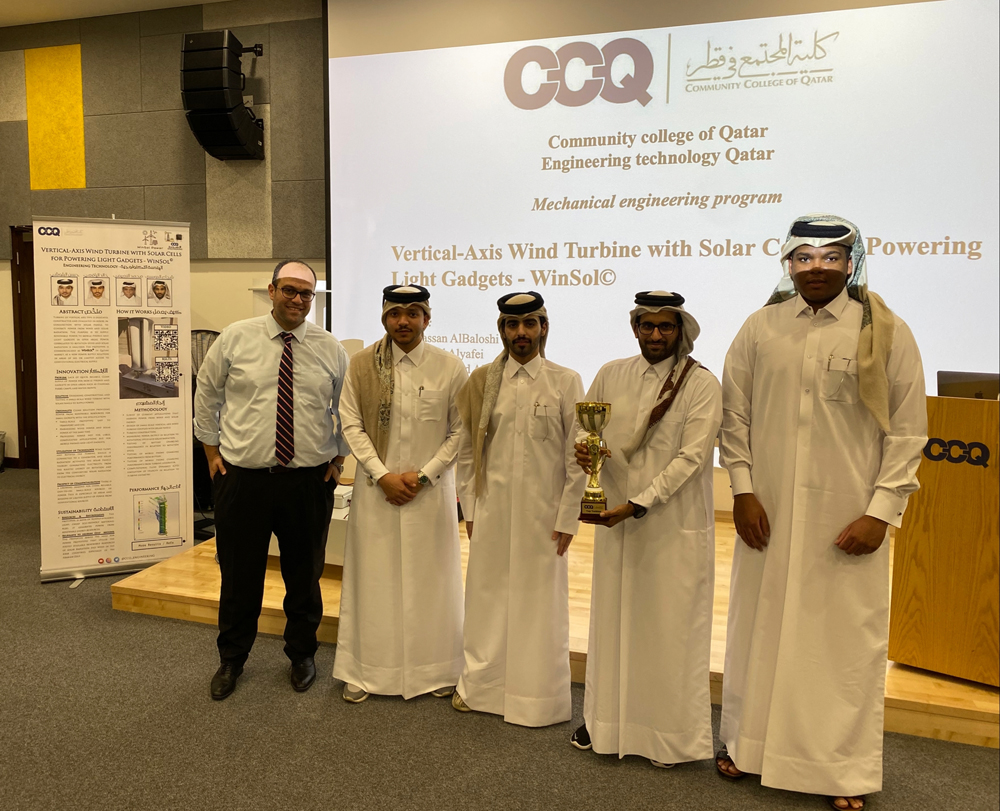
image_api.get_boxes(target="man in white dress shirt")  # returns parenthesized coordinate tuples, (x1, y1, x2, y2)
(194, 260, 350, 700)
(718, 216, 927, 810)
(335, 285, 469, 703)
(570, 291, 722, 768)
(453, 291, 586, 727)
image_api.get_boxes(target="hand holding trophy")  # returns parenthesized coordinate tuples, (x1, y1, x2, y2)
(576, 402, 612, 525)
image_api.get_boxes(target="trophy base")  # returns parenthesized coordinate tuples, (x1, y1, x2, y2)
(579, 511, 615, 526)
(579, 499, 611, 526)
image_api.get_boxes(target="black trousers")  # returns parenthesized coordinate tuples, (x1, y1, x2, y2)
(214, 463, 336, 665)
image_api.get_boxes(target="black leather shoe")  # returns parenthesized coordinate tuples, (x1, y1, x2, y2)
(210, 662, 243, 701)
(290, 657, 316, 692)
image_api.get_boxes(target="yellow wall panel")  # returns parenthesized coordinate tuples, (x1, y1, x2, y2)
(24, 44, 86, 190)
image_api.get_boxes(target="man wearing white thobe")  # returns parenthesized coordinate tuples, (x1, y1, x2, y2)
(570, 291, 722, 767)
(719, 215, 927, 810)
(85, 278, 109, 305)
(454, 291, 586, 727)
(335, 285, 468, 702)
(53, 279, 76, 306)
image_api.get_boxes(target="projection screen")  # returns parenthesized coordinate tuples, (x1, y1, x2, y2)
(327, 0, 998, 387)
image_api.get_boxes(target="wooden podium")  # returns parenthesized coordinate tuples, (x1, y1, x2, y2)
(889, 396, 999, 687)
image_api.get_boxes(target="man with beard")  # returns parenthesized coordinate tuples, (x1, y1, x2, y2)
(718, 215, 926, 810)
(52, 279, 76, 306)
(194, 260, 350, 700)
(452, 291, 586, 727)
(150, 280, 170, 305)
(335, 285, 468, 703)
(86, 279, 108, 305)
(570, 291, 722, 769)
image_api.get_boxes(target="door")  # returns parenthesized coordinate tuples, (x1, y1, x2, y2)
(9, 225, 39, 468)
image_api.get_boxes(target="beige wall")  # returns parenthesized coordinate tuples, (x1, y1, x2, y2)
(189, 258, 325, 333)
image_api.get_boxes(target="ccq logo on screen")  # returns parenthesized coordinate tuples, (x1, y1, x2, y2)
(504, 38, 653, 110)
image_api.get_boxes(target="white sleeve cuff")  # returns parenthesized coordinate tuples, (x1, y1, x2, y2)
(555, 504, 580, 536)
(459, 494, 475, 522)
(630, 489, 657, 510)
(727, 464, 754, 496)
(421, 458, 446, 486)
(365, 459, 391, 483)
(193, 423, 220, 447)
(866, 489, 909, 528)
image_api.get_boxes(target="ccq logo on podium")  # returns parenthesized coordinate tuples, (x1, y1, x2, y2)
(504, 38, 654, 110)
(37, 226, 61, 237)
(923, 438, 991, 468)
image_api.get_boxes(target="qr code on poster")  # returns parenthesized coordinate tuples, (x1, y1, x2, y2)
(154, 358, 179, 384)
(153, 324, 179, 351)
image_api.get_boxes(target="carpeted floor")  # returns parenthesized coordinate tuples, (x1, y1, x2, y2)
(0, 468, 997, 810)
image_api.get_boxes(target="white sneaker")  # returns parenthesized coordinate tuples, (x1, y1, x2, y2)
(452, 692, 471, 712)
(431, 685, 456, 698)
(650, 760, 676, 769)
(342, 682, 369, 703)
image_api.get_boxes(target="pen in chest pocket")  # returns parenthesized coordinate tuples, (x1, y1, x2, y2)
(534, 401, 551, 439)
(826, 355, 855, 371)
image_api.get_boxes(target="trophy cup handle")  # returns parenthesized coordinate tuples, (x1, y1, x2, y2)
(594, 437, 608, 475)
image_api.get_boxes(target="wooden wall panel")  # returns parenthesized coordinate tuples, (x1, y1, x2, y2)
(889, 397, 999, 687)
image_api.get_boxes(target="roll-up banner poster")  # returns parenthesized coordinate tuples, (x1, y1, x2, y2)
(34, 217, 193, 582)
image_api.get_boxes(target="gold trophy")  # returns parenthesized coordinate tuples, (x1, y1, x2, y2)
(576, 402, 612, 525)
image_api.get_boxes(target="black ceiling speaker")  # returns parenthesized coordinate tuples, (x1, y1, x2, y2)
(182, 30, 265, 160)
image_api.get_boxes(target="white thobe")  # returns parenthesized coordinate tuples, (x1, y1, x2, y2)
(719, 288, 927, 796)
(583, 355, 722, 763)
(457, 355, 586, 727)
(334, 340, 469, 698)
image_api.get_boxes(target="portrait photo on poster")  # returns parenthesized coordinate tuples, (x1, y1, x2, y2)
(51, 275, 78, 307)
(118, 317, 180, 399)
(147, 277, 173, 307)
(84, 276, 110, 306)
(116, 276, 140, 307)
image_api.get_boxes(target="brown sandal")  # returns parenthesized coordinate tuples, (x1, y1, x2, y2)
(715, 747, 746, 781)
(826, 797, 866, 810)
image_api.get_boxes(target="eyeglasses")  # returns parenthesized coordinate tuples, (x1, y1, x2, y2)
(637, 322, 679, 336)
(277, 286, 315, 302)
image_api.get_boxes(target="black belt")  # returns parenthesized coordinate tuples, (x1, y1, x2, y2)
(229, 462, 329, 475)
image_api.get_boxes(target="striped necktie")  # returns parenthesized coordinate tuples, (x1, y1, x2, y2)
(276, 332, 294, 466)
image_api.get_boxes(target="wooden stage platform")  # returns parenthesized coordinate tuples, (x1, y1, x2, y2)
(111, 518, 999, 748)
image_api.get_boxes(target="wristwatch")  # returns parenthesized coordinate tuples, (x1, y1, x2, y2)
(417, 471, 431, 486)
(628, 500, 647, 520)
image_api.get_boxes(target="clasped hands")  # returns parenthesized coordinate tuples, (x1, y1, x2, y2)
(733, 493, 888, 556)
(378, 471, 423, 506)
